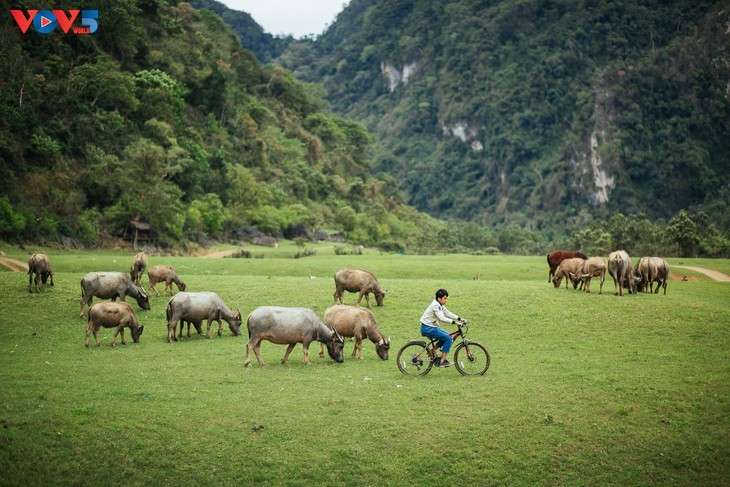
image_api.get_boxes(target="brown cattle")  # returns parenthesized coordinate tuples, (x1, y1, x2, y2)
(547, 250, 587, 282)
(85, 301, 144, 347)
(552, 258, 585, 289)
(147, 265, 186, 298)
(320, 305, 390, 360)
(333, 268, 386, 308)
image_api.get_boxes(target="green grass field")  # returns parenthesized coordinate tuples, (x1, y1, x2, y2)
(0, 244, 728, 485)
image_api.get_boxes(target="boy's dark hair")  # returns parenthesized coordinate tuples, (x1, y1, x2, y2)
(435, 289, 449, 299)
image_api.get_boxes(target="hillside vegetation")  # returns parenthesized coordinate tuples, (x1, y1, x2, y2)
(269, 0, 730, 254)
(0, 1, 448, 252)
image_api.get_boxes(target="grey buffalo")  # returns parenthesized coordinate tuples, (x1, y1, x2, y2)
(244, 306, 345, 366)
(320, 305, 390, 360)
(85, 301, 144, 347)
(28, 252, 54, 293)
(80, 272, 150, 317)
(333, 268, 386, 307)
(165, 292, 242, 342)
(608, 250, 635, 296)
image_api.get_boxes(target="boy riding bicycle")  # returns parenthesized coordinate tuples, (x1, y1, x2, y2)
(419, 289, 466, 367)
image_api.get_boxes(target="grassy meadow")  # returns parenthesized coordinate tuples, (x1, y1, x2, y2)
(0, 242, 728, 486)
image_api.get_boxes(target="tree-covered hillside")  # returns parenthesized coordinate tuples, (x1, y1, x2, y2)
(0, 0, 452, 251)
(270, 0, 729, 245)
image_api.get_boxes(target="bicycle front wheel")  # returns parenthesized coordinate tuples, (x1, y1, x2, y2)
(453, 341, 490, 376)
(397, 341, 434, 376)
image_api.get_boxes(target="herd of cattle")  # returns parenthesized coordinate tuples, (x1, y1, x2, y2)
(26, 251, 390, 365)
(24, 248, 668, 362)
(548, 250, 670, 296)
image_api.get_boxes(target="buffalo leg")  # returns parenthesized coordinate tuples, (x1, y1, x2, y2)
(85, 322, 96, 347)
(282, 343, 297, 364)
(217, 319, 223, 337)
(80, 296, 92, 318)
(319, 343, 325, 358)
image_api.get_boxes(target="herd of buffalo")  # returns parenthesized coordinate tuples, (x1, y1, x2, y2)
(26, 251, 390, 365)
(548, 249, 670, 296)
(24, 248, 667, 363)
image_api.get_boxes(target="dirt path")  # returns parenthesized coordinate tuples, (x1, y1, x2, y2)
(0, 257, 28, 272)
(201, 249, 238, 259)
(672, 265, 730, 282)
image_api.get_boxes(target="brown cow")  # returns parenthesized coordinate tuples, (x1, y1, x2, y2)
(552, 258, 585, 289)
(85, 301, 144, 347)
(147, 265, 186, 298)
(130, 252, 147, 286)
(547, 250, 587, 282)
(28, 252, 54, 293)
(320, 305, 390, 360)
(333, 268, 386, 308)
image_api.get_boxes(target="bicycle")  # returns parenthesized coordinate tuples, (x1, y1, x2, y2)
(396, 322, 490, 376)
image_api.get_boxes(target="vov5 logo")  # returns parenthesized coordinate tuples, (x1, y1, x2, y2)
(10, 9, 98, 35)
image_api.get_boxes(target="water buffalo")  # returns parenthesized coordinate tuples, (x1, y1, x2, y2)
(608, 250, 635, 296)
(85, 301, 144, 347)
(80, 272, 150, 317)
(244, 306, 345, 366)
(333, 268, 386, 308)
(571, 257, 607, 294)
(552, 258, 585, 289)
(571, 257, 606, 294)
(547, 250, 587, 283)
(147, 265, 186, 298)
(635, 257, 669, 294)
(165, 292, 242, 342)
(320, 305, 390, 360)
(130, 252, 147, 286)
(28, 252, 54, 293)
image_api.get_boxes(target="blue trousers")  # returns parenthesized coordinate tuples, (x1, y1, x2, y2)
(420, 324, 453, 354)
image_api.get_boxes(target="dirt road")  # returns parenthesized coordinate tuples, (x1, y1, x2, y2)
(672, 265, 730, 282)
(0, 257, 28, 272)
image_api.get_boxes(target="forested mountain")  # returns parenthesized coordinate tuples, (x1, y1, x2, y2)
(0, 0, 451, 252)
(272, 0, 729, 232)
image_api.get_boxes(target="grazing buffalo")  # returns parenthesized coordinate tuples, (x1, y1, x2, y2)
(333, 268, 386, 308)
(572, 257, 607, 294)
(28, 252, 54, 293)
(320, 305, 390, 360)
(245, 306, 345, 366)
(552, 258, 586, 289)
(165, 292, 242, 342)
(85, 301, 144, 347)
(547, 250, 587, 283)
(80, 272, 150, 317)
(147, 265, 186, 298)
(608, 250, 635, 296)
(130, 252, 147, 286)
(635, 257, 669, 294)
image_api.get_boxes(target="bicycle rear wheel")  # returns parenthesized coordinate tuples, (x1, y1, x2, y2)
(453, 341, 490, 376)
(397, 341, 434, 376)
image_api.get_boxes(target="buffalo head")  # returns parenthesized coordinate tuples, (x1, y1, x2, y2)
(228, 308, 243, 336)
(375, 337, 390, 360)
(325, 326, 345, 363)
(131, 325, 144, 343)
(134, 286, 151, 310)
(374, 290, 387, 307)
